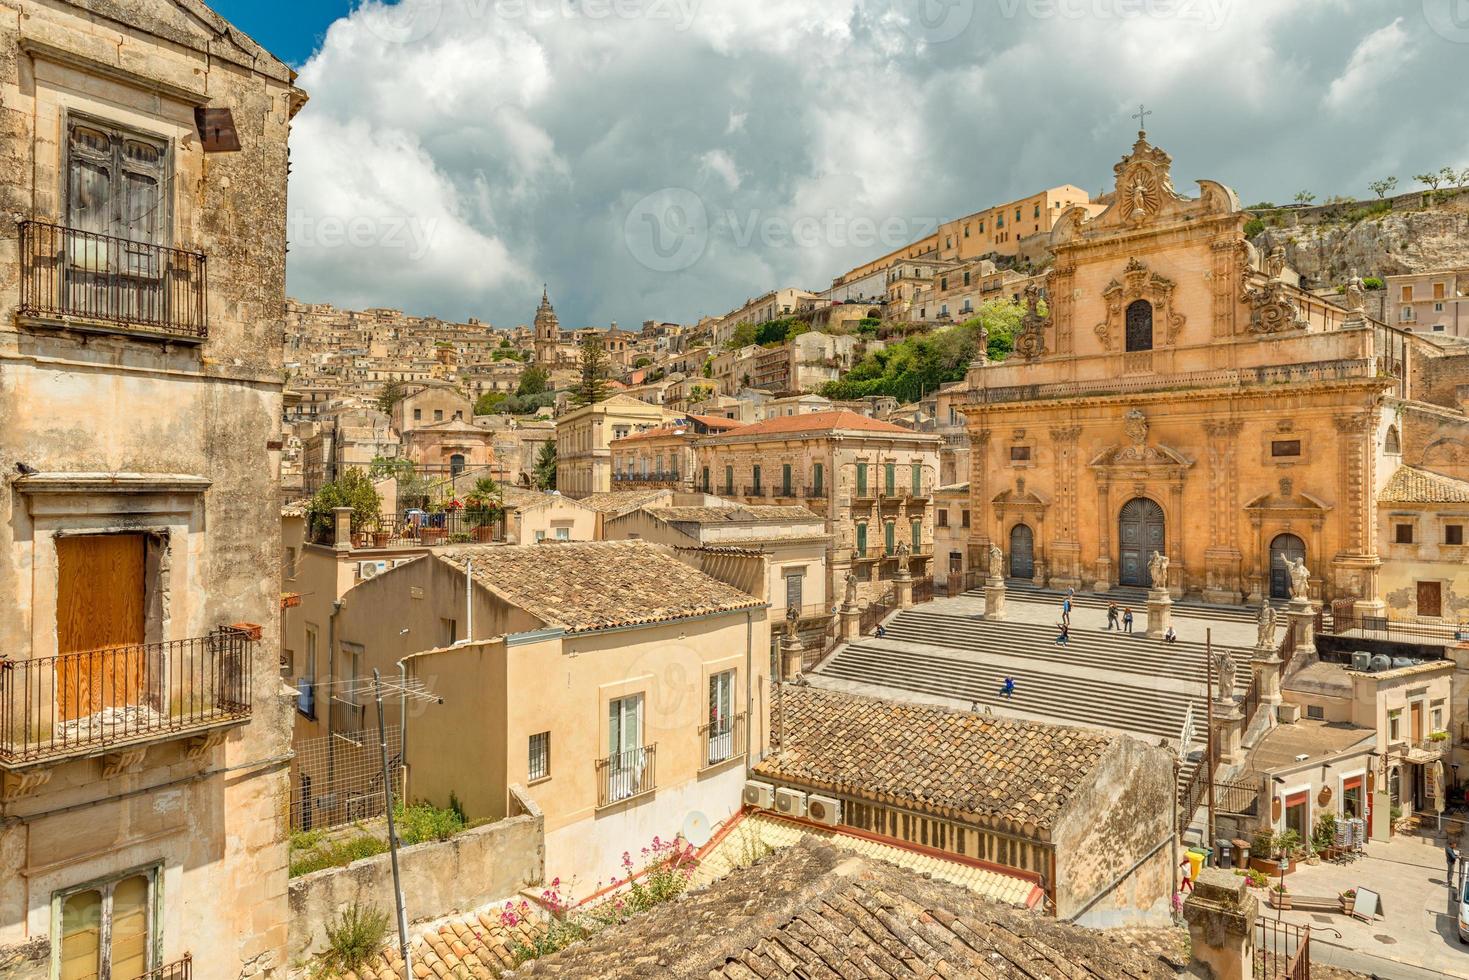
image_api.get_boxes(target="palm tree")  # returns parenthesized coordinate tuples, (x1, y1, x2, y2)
(464, 477, 504, 541)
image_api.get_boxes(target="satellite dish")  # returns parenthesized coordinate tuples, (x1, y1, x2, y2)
(682, 810, 713, 848)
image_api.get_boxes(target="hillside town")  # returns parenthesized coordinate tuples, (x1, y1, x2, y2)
(3, 2, 1469, 979)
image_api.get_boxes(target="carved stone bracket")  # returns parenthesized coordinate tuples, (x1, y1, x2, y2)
(184, 729, 228, 762)
(1094, 257, 1186, 350)
(2, 767, 53, 803)
(1241, 277, 1308, 334)
(100, 746, 149, 779)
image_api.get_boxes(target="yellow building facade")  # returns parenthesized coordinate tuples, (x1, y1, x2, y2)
(960, 132, 1469, 617)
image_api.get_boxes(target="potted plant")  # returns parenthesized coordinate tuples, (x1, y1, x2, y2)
(1271, 882, 1291, 910)
(464, 478, 504, 543)
(1340, 888, 1356, 915)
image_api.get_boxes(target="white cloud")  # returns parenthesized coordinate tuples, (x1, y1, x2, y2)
(284, 0, 1466, 327)
(1325, 17, 1414, 113)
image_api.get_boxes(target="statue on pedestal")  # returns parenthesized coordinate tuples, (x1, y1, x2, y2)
(1147, 550, 1169, 591)
(784, 604, 800, 640)
(843, 571, 858, 607)
(988, 544, 1005, 581)
(1215, 651, 1237, 704)
(1285, 557, 1311, 601)
(1345, 269, 1366, 314)
(1256, 603, 1277, 650)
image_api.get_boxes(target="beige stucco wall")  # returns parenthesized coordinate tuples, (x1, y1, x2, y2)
(507, 499, 600, 544)
(0, 1, 300, 975)
(286, 810, 543, 961)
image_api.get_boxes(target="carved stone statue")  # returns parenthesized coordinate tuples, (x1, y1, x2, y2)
(1345, 269, 1366, 313)
(1265, 244, 1286, 280)
(1124, 408, 1149, 448)
(895, 541, 909, 558)
(1256, 603, 1277, 649)
(1285, 556, 1311, 601)
(843, 571, 858, 607)
(784, 604, 800, 639)
(1023, 280, 1043, 318)
(1215, 651, 1238, 703)
(988, 543, 1005, 580)
(1147, 550, 1169, 590)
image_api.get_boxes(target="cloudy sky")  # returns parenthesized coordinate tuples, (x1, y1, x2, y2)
(215, 0, 1469, 329)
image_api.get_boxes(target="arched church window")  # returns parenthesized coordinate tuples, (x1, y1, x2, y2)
(1125, 300, 1153, 352)
(1385, 425, 1401, 455)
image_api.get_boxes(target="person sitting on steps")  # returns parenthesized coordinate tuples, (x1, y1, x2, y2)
(1055, 622, 1070, 646)
(1163, 625, 1178, 644)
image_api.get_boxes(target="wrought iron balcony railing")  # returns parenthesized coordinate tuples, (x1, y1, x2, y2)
(0, 628, 253, 767)
(137, 954, 192, 980)
(596, 744, 656, 807)
(18, 221, 208, 341)
(701, 713, 745, 769)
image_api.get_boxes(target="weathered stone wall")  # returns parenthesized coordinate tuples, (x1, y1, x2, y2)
(1051, 734, 1174, 925)
(1254, 199, 1469, 287)
(0, 2, 302, 976)
(286, 812, 544, 961)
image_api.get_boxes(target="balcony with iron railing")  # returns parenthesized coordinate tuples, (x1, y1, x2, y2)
(803, 485, 827, 500)
(0, 628, 254, 767)
(596, 744, 656, 807)
(742, 485, 767, 498)
(18, 221, 208, 342)
(700, 712, 745, 769)
(139, 955, 193, 980)
(329, 694, 366, 740)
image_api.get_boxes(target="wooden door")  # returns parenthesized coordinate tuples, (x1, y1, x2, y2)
(1417, 581, 1442, 618)
(1118, 498, 1165, 587)
(1009, 524, 1034, 580)
(56, 534, 146, 720)
(1411, 702, 1424, 743)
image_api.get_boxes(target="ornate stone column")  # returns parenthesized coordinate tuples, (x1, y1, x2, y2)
(1203, 419, 1244, 604)
(1049, 425, 1083, 590)
(1334, 412, 1385, 617)
(967, 428, 992, 574)
(1093, 479, 1113, 592)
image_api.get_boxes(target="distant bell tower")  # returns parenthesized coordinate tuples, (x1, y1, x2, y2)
(534, 285, 560, 366)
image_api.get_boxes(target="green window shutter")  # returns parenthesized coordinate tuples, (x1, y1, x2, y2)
(782, 463, 792, 494)
(813, 463, 823, 493)
(885, 463, 895, 496)
(911, 463, 921, 496)
(885, 522, 896, 555)
(856, 463, 867, 496)
(911, 519, 921, 549)
(856, 524, 867, 556)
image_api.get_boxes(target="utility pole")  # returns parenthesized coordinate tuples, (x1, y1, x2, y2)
(374, 669, 411, 978)
(1206, 628, 1216, 854)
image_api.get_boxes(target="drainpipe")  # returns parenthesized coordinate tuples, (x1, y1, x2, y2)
(398, 656, 410, 800)
(464, 557, 473, 644)
(745, 609, 754, 767)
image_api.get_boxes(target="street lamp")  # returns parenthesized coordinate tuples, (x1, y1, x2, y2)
(1276, 854, 1290, 923)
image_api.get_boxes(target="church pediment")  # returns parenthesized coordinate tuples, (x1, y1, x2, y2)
(1245, 481, 1332, 513)
(1087, 409, 1192, 471)
(992, 484, 1050, 508)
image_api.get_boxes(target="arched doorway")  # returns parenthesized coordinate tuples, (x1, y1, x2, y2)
(1125, 300, 1154, 352)
(1009, 524, 1034, 580)
(1269, 533, 1306, 600)
(1118, 497, 1165, 588)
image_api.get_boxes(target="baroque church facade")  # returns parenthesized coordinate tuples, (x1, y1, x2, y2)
(960, 130, 1469, 618)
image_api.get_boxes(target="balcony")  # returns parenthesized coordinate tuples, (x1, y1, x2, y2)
(139, 956, 193, 980)
(770, 484, 799, 500)
(742, 485, 767, 498)
(1401, 735, 1449, 763)
(18, 221, 208, 342)
(804, 485, 827, 500)
(701, 712, 745, 769)
(596, 744, 656, 807)
(0, 628, 254, 768)
(329, 694, 366, 740)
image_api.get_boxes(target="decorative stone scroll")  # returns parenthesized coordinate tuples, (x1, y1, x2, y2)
(1094, 258, 1186, 350)
(1242, 277, 1308, 335)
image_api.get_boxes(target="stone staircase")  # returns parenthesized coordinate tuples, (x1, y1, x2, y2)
(1002, 580, 1263, 624)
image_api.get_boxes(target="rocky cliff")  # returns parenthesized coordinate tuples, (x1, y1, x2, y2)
(1251, 198, 1469, 287)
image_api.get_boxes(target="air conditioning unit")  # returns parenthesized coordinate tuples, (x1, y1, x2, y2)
(742, 780, 775, 810)
(358, 559, 388, 579)
(1351, 650, 1372, 672)
(391, 557, 417, 569)
(774, 786, 807, 818)
(807, 794, 841, 827)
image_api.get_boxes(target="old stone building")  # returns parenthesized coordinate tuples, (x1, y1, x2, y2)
(531, 286, 579, 373)
(694, 410, 940, 604)
(554, 394, 669, 497)
(0, 1, 302, 976)
(959, 130, 1469, 616)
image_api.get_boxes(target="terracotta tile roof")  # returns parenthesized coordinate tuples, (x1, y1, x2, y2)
(577, 488, 673, 516)
(757, 685, 1116, 831)
(1379, 465, 1469, 504)
(706, 409, 937, 440)
(345, 909, 545, 980)
(684, 413, 745, 431)
(438, 541, 762, 633)
(689, 812, 1041, 908)
(654, 504, 821, 524)
(506, 840, 1176, 979)
(609, 425, 692, 445)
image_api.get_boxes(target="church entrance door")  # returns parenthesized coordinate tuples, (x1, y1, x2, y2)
(1269, 534, 1306, 600)
(1009, 524, 1034, 580)
(1118, 498, 1165, 588)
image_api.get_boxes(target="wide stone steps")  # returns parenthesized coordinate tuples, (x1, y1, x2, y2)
(881, 609, 1233, 685)
(995, 581, 1263, 624)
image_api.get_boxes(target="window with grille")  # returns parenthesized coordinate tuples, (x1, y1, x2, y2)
(529, 731, 550, 781)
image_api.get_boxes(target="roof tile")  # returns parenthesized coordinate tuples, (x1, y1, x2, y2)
(1379, 465, 1469, 504)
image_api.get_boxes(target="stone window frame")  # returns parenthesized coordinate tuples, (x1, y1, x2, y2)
(50, 860, 164, 980)
(16, 473, 209, 663)
(1008, 443, 1035, 468)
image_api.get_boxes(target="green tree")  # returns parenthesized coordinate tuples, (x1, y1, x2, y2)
(517, 365, 550, 397)
(1368, 177, 1397, 199)
(1293, 190, 1315, 205)
(533, 440, 557, 491)
(1414, 172, 1443, 191)
(570, 334, 611, 406)
(1440, 166, 1459, 190)
(723, 322, 757, 349)
(499, 337, 512, 348)
(633, 356, 653, 368)
(464, 476, 503, 529)
(376, 379, 407, 415)
(306, 469, 381, 540)
(474, 391, 508, 415)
